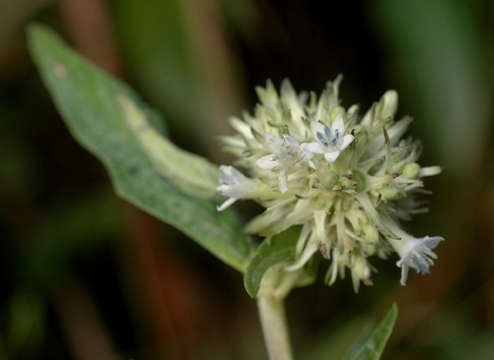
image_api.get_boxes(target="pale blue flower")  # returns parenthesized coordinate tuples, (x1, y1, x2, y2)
(395, 235, 444, 285)
(216, 166, 251, 211)
(304, 115, 354, 163)
(256, 133, 314, 193)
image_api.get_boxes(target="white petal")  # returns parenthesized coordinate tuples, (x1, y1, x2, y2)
(399, 261, 409, 286)
(219, 165, 245, 182)
(217, 184, 241, 198)
(331, 114, 345, 135)
(310, 121, 330, 146)
(216, 197, 237, 211)
(282, 135, 301, 156)
(256, 154, 280, 170)
(278, 171, 288, 193)
(283, 135, 299, 148)
(324, 151, 341, 163)
(339, 134, 354, 151)
(301, 142, 326, 154)
(264, 133, 283, 153)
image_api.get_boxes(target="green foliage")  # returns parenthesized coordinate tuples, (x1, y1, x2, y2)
(374, 0, 490, 175)
(23, 192, 120, 289)
(27, 24, 250, 272)
(243, 227, 300, 297)
(304, 317, 373, 360)
(118, 94, 219, 198)
(8, 292, 44, 352)
(349, 303, 398, 360)
(111, 0, 207, 141)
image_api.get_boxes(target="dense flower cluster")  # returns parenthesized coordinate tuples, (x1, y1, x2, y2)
(217, 77, 443, 290)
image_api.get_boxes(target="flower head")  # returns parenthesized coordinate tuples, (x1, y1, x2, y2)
(216, 77, 444, 289)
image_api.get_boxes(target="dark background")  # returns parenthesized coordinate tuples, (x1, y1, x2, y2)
(1, 0, 494, 359)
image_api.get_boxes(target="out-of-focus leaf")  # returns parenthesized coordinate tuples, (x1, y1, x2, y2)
(304, 317, 372, 360)
(350, 303, 398, 360)
(118, 94, 219, 198)
(244, 226, 300, 298)
(8, 292, 44, 351)
(112, 0, 244, 152)
(27, 25, 250, 272)
(373, 0, 490, 176)
(111, 0, 206, 142)
(219, 0, 260, 40)
(23, 192, 120, 288)
(418, 304, 494, 360)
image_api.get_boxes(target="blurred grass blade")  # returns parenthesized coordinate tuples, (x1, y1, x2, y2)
(244, 226, 300, 297)
(27, 24, 250, 272)
(350, 303, 398, 360)
(118, 94, 219, 198)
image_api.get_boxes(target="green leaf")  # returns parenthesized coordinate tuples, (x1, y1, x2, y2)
(373, 0, 490, 176)
(244, 226, 300, 298)
(118, 94, 219, 198)
(111, 0, 207, 143)
(27, 24, 250, 272)
(304, 317, 373, 360)
(350, 303, 398, 360)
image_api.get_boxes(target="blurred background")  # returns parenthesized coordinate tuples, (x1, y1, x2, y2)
(1, 0, 494, 359)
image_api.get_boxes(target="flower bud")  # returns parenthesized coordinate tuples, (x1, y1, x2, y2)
(380, 90, 398, 120)
(402, 162, 420, 178)
(377, 186, 399, 200)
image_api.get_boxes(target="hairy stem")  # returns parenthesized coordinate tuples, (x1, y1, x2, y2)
(257, 296, 293, 360)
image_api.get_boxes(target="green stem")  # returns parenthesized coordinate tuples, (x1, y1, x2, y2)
(257, 295, 293, 360)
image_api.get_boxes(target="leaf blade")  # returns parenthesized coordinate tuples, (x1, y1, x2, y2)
(350, 303, 398, 360)
(117, 94, 219, 198)
(244, 226, 300, 297)
(27, 24, 250, 272)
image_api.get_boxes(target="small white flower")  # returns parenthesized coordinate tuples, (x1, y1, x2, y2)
(256, 134, 314, 193)
(216, 166, 251, 211)
(304, 115, 354, 163)
(395, 235, 444, 285)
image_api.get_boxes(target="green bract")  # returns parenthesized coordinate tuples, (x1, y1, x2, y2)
(218, 77, 443, 291)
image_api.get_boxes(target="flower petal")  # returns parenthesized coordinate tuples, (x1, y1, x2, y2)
(255, 154, 280, 170)
(219, 165, 246, 182)
(264, 133, 283, 153)
(310, 120, 330, 146)
(216, 197, 237, 211)
(278, 171, 288, 194)
(283, 135, 299, 148)
(331, 114, 345, 136)
(301, 142, 326, 154)
(339, 134, 354, 151)
(324, 151, 341, 163)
